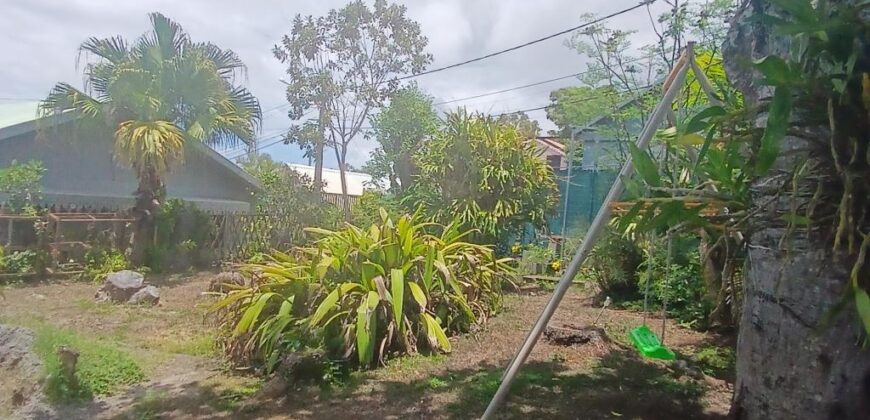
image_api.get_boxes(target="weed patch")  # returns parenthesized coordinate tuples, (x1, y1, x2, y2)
(32, 325, 144, 403)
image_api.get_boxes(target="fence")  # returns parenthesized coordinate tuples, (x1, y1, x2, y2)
(548, 168, 618, 238)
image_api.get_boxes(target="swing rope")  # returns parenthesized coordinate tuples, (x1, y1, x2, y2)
(640, 230, 673, 346)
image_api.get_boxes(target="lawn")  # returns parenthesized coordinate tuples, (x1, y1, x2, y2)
(0, 273, 733, 419)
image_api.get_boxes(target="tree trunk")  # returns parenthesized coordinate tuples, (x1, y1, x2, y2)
(724, 1, 870, 418)
(129, 165, 162, 266)
(394, 150, 416, 193)
(336, 152, 351, 222)
(313, 108, 325, 203)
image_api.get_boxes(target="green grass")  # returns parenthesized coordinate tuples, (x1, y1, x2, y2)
(688, 345, 735, 378)
(158, 332, 217, 357)
(31, 325, 145, 403)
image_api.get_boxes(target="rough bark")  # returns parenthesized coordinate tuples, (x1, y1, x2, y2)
(129, 165, 162, 266)
(724, 1, 870, 418)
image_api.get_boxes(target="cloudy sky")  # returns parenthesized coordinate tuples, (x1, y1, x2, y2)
(0, 0, 674, 169)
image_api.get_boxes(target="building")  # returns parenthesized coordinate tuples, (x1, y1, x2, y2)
(0, 101, 260, 213)
(286, 163, 376, 207)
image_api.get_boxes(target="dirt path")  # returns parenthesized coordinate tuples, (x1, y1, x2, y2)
(1, 277, 733, 419)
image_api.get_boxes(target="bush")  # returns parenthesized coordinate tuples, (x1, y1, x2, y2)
(577, 229, 644, 301)
(643, 246, 710, 328)
(213, 211, 513, 371)
(0, 249, 38, 274)
(79, 248, 128, 283)
(147, 199, 216, 272)
(408, 109, 558, 244)
(0, 160, 45, 214)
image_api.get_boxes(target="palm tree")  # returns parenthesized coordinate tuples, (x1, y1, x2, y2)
(39, 13, 261, 264)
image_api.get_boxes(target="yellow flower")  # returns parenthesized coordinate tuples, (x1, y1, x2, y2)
(550, 259, 561, 271)
(511, 243, 521, 254)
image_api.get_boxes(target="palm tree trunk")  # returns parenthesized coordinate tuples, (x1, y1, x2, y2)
(129, 165, 163, 266)
(725, 1, 870, 418)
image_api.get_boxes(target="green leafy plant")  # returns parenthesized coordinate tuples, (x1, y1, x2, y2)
(0, 160, 45, 214)
(213, 211, 513, 370)
(79, 248, 128, 283)
(576, 229, 644, 301)
(408, 109, 559, 243)
(1, 249, 38, 274)
(147, 198, 216, 272)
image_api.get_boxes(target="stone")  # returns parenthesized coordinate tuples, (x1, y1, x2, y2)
(208, 271, 246, 293)
(95, 270, 145, 303)
(128, 285, 160, 306)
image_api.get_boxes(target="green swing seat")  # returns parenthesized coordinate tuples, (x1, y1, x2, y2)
(629, 324, 675, 360)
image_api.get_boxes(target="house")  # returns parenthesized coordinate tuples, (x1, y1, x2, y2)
(286, 163, 376, 208)
(0, 101, 260, 213)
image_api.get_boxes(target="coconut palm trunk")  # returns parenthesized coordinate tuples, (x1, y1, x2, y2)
(724, 1, 870, 418)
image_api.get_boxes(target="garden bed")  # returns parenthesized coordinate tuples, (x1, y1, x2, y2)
(0, 274, 733, 419)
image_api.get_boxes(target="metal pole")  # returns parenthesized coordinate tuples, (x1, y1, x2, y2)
(480, 57, 690, 420)
(559, 128, 576, 255)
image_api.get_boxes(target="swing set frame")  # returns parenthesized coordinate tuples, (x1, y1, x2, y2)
(481, 42, 723, 419)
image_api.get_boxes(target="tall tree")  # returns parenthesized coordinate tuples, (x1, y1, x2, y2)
(724, 1, 870, 417)
(273, 0, 431, 219)
(496, 111, 540, 139)
(365, 83, 438, 193)
(39, 13, 261, 264)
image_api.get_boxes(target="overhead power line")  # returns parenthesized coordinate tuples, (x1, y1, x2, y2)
(493, 83, 654, 117)
(396, 0, 655, 81)
(433, 55, 652, 107)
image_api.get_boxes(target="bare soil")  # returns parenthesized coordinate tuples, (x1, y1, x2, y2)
(0, 276, 733, 419)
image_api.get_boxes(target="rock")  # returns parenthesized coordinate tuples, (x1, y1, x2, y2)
(56, 346, 79, 380)
(0, 325, 46, 416)
(208, 271, 246, 293)
(128, 285, 160, 306)
(95, 270, 145, 303)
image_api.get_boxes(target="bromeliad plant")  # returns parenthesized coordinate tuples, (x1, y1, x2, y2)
(213, 210, 513, 370)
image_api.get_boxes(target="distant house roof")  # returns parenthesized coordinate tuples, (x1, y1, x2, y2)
(0, 101, 261, 192)
(286, 163, 375, 197)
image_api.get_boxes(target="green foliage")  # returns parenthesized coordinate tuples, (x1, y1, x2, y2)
(495, 112, 540, 139)
(577, 229, 644, 301)
(275, 0, 431, 214)
(0, 160, 45, 214)
(366, 84, 439, 193)
(351, 191, 404, 230)
(409, 109, 559, 243)
(240, 155, 339, 254)
(0, 249, 38, 274)
(79, 248, 128, 283)
(641, 245, 710, 328)
(689, 345, 735, 379)
(146, 199, 216, 272)
(213, 212, 513, 370)
(32, 325, 144, 403)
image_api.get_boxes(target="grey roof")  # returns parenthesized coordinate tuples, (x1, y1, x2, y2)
(0, 101, 261, 192)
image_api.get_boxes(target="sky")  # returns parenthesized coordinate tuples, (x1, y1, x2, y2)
(0, 0, 675, 170)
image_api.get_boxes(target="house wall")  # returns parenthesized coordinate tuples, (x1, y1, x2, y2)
(0, 125, 256, 212)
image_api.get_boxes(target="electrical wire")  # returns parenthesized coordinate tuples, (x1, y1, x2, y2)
(396, 0, 655, 81)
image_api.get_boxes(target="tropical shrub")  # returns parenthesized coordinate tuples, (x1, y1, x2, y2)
(408, 109, 559, 244)
(213, 211, 513, 370)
